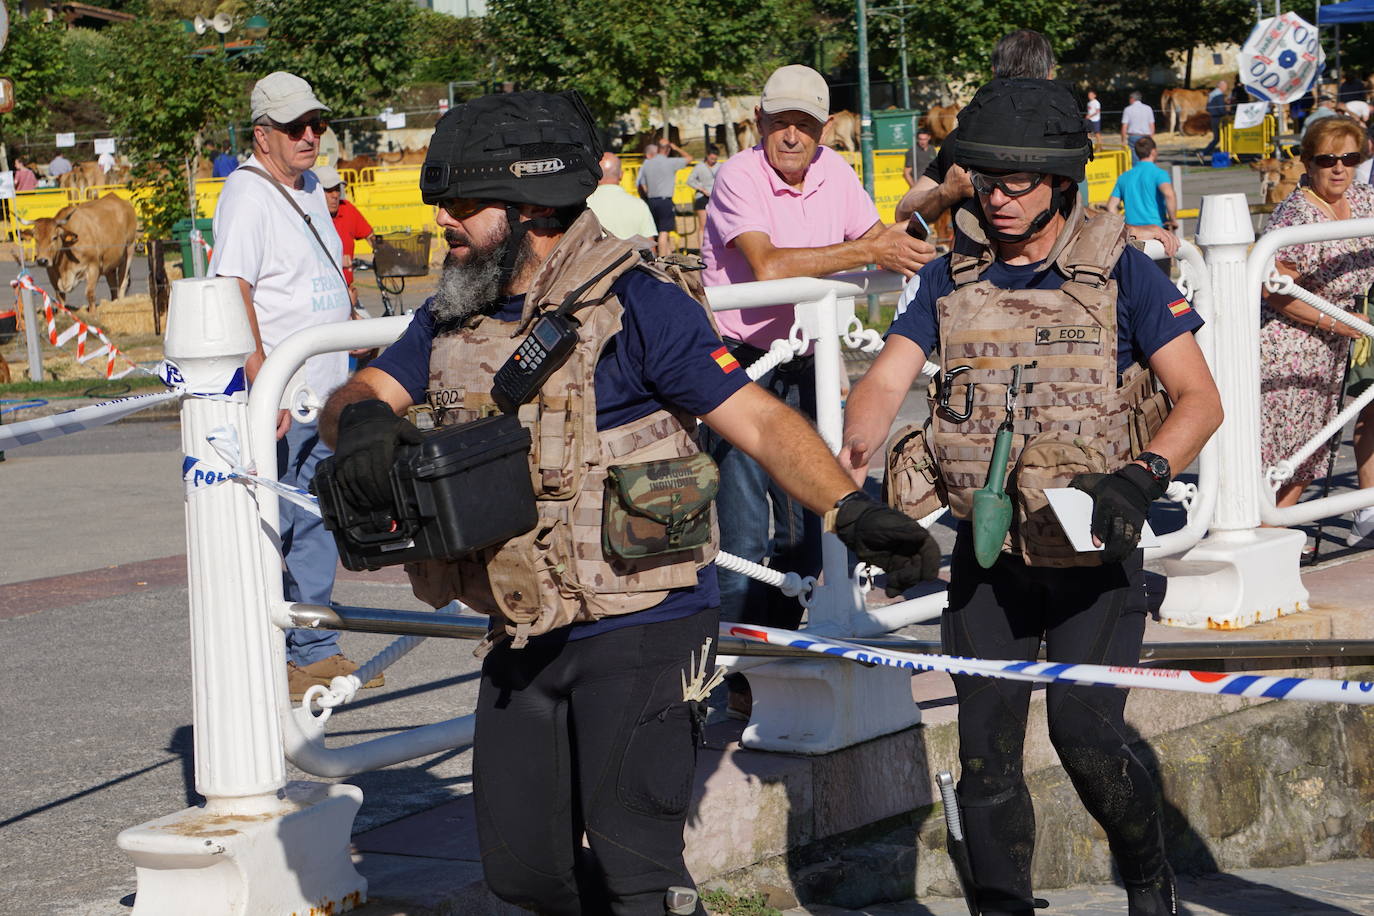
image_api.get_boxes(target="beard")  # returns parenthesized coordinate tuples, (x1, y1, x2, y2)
(430, 217, 536, 324)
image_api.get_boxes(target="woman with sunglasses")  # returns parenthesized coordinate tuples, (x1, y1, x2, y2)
(1260, 115, 1374, 534)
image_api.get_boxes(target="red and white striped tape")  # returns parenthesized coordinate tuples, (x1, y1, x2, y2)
(10, 271, 147, 379)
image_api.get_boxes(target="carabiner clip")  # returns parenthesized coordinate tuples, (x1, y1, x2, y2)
(939, 364, 975, 422)
(1005, 364, 1023, 415)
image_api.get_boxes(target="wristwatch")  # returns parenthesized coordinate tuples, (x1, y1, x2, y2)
(1135, 451, 1172, 488)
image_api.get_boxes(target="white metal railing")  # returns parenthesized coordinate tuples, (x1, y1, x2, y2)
(1242, 218, 1374, 528)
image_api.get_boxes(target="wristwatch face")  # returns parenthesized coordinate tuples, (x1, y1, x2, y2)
(1140, 452, 1170, 481)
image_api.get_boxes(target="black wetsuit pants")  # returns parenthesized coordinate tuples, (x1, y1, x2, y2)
(941, 525, 1167, 914)
(472, 607, 716, 915)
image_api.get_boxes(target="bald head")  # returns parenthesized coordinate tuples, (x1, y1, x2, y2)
(599, 152, 623, 184)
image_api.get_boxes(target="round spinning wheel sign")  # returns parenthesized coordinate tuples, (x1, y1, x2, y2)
(1238, 11, 1325, 105)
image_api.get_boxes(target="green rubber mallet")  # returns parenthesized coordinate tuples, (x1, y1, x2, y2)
(972, 365, 1021, 569)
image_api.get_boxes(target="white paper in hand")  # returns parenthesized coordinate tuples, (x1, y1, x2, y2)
(1043, 487, 1160, 552)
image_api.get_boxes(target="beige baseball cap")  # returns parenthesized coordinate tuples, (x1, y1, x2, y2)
(314, 165, 344, 189)
(761, 64, 830, 124)
(251, 71, 330, 123)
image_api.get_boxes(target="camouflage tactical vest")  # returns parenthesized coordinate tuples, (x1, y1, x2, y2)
(406, 210, 718, 646)
(929, 202, 1170, 567)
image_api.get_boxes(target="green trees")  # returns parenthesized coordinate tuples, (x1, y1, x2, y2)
(484, 0, 816, 122)
(94, 19, 238, 237)
(247, 0, 420, 117)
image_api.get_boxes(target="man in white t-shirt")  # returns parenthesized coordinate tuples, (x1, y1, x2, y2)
(1120, 91, 1156, 164)
(209, 71, 377, 699)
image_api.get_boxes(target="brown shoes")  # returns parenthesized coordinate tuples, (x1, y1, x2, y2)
(287, 654, 384, 700)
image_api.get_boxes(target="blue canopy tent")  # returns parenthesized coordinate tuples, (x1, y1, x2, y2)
(1319, 0, 1374, 24)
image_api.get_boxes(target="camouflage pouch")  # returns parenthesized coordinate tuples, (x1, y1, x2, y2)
(883, 423, 947, 520)
(602, 452, 719, 560)
(1011, 429, 1110, 568)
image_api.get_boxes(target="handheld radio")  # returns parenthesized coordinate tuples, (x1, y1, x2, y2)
(490, 311, 582, 414)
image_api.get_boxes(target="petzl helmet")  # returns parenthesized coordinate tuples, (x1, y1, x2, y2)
(420, 90, 603, 208)
(953, 78, 1092, 182)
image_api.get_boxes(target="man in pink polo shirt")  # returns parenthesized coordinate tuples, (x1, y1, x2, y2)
(701, 63, 934, 718)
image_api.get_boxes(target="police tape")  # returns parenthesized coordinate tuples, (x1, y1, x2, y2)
(0, 361, 246, 451)
(10, 271, 147, 379)
(726, 624, 1374, 706)
(182, 424, 321, 515)
(0, 389, 180, 450)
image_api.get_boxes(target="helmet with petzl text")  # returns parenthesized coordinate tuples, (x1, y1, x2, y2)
(419, 90, 604, 276)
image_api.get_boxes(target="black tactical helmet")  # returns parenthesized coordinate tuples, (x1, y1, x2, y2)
(420, 90, 603, 208)
(954, 78, 1092, 182)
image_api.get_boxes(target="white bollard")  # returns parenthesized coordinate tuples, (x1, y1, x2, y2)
(729, 290, 921, 754)
(117, 278, 366, 915)
(1156, 194, 1308, 628)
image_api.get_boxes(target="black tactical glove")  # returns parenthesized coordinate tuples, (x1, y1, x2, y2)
(832, 492, 942, 596)
(1069, 464, 1166, 564)
(334, 399, 422, 510)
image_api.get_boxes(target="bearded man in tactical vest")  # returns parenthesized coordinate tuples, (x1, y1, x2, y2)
(320, 90, 941, 916)
(842, 79, 1222, 916)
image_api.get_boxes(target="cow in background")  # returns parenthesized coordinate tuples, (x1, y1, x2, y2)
(1251, 157, 1304, 205)
(920, 105, 959, 141)
(822, 110, 861, 151)
(17, 193, 138, 309)
(1162, 88, 1209, 134)
(57, 161, 108, 198)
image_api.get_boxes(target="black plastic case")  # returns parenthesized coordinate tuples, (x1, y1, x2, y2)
(315, 414, 537, 571)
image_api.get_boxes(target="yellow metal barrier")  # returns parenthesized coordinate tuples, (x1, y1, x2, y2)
(1222, 116, 1277, 157)
(1084, 148, 1131, 206)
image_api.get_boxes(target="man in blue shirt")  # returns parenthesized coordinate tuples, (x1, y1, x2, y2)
(1202, 79, 1230, 158)
(211, 145, 239, 178)
(843, 78, 1221, 916)
(1108, 136, 1177, 265)
(317, 89, 938, 916)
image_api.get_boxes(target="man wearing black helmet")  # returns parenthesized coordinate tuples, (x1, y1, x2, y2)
(842, 79, 1222, 916)
(317, 90, 942, 916)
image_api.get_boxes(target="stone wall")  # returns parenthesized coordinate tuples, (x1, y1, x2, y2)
(703, 680, 1374, 910)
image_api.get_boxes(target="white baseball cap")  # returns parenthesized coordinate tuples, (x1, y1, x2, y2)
(314, 165, 344, 189)
(251, 71, 330, 123)
(761, 65, 830, 124)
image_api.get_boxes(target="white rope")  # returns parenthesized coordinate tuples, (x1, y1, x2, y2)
(714, 549, 816, 601)
(743, 338, 806, 381)
(303, 601, 467, 719)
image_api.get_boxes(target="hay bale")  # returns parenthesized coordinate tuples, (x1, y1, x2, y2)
(94, 294, 156, 336)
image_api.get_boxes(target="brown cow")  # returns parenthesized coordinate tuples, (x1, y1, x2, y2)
(734, 117, 759, 150)
(56, 161, 108, 197)
(375, 147, 428, 166)
(822, 110, 860, 151)
(1161, 88, 1208, 134)
(920, 105, 959, 141)
(1251, 157, 1304, 205)
(18, 193, 138, 309)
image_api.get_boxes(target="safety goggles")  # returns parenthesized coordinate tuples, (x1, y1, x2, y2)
(437, 197, 498, 221)
(273, 116, 329, 141)
(1312, 152, 1362, 168)
(968, 170, 1046, 198)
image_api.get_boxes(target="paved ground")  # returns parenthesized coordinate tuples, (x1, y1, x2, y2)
(787, 858, 1374, 914)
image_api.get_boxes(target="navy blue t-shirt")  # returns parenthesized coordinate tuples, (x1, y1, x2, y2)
(369, 267, 750, 640)
(889, 245, 1203, 371)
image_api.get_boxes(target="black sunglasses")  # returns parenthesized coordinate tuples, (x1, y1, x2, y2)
(968, 170, 1046, 198)
(437, 198, 497, 221)
(1312, 152, 1362, 168)
(273, 116, 329, 141)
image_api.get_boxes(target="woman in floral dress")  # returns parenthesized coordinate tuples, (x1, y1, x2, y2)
(1260, 116, 1374, 532)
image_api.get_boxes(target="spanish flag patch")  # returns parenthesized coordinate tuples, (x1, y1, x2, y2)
(712, 345, 741, 374)
(1168, 298, 1193, 318)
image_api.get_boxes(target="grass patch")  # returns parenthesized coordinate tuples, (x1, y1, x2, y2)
(0, 374, 166, 399)
(699, 889, 783, 916)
